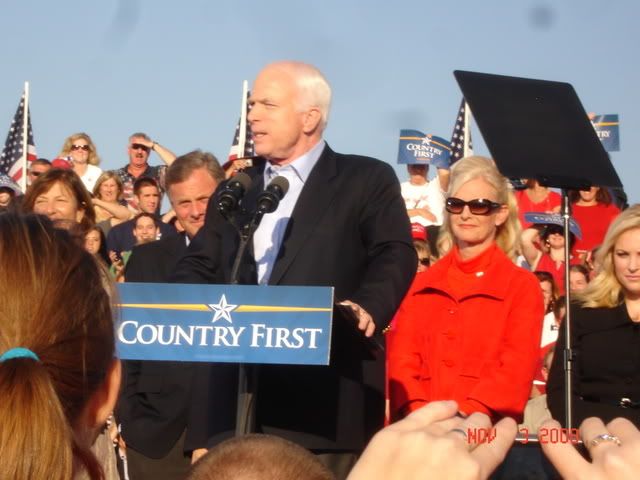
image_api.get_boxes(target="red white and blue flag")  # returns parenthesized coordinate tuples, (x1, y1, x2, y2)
(0, 92, 37, 183)
(228, 87, 254, 162)
(449, 98, 473, 164)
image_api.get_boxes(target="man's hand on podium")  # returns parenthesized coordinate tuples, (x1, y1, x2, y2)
(338, 300, 375, 337)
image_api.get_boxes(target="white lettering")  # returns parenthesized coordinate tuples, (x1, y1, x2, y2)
(157, 325, 175, 345)
(118, 320, 138, 345)
(307, 328, 322, 349)
(228, 326, 245, 346)
(251, 324, 266, 347)
(175, 326, 195, 345)
(194, 326, 213, 346)
(137, 324, 158, 345)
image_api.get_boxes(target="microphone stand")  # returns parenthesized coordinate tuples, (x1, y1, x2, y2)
(230, 210, 267, 436)
(561, 191, 574, 430)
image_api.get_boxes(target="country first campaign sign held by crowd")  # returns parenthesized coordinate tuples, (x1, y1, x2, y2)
(115, 283, 334, 365)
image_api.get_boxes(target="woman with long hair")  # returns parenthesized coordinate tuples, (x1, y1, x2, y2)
(92, 171, 132, 228)
(59, 133, 104, 192)
(547, 204, 640, 427)
(23, 168, 96, 232)
(0, 213, 120, 479)
(388, 156, 543, 421)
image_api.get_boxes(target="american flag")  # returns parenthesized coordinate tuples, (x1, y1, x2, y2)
(227, 90, 254, 162)
(0, 93, 37, 182)
(449, 98, 473, 164)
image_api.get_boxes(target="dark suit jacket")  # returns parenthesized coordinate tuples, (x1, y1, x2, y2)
(117, 233, 198, 458)
(171, 145, 416, 450)
(547, 302, 640, 427)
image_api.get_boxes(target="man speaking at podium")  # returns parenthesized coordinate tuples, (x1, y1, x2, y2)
(172, 61, 416, 477)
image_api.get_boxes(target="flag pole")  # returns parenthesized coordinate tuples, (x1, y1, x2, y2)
(20, 81, 30, 193)
(238, 80, 249, 158)
(463, 101, 471, 158)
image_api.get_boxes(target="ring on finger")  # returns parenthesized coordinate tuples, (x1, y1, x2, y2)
(449, 427, 469, 441)
(589, 433, 622, 448)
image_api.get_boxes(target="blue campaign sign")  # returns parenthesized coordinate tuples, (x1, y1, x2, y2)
(591, 114, 620, 152)
(115, 283, 334, 365)
(397, 129, 452, 167)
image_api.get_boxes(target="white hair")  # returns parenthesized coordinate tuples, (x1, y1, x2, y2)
(264, 61, 332, 129)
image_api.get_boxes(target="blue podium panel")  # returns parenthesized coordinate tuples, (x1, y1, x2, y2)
(115, 283, 334, 365)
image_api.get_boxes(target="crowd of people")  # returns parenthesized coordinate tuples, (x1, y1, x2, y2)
(1, 60, 639, 479)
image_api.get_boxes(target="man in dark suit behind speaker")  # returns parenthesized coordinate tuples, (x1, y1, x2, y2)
(172, 61, 417, 478)
(118, 150, 225, 480)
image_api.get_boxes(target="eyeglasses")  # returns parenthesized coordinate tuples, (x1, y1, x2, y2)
(445, 197, 502, 216)
(130, 143, 150, 152)
(29, 171, 42, 177)
(71, 144, 90, 151)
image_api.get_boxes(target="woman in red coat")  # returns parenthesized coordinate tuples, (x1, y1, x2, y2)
(388, 156, 544, 422)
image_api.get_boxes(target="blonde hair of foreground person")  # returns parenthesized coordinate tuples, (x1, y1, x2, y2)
(437, 156, 521, 260)
(575, 203, 640, 308)
(0, 213, 120, 480)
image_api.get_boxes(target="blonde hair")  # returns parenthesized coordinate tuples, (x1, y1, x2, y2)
(93, 170, 124, 200)
(437, 156, 521, 260)
(59, 132, 101, 166)
(576, 204, 637, 308)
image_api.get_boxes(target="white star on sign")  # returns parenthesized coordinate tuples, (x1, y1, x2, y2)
(208, 294, 238, 324)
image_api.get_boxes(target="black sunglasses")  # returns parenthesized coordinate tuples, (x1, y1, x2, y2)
(130, 143, 150, 152)
(418, 257, 431, 267)
(445, 197, 502, 216)
(71, 144, 90, 151)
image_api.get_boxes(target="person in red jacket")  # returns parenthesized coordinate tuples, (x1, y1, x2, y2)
(388, 156, 544, 422)
(569, 186, 620, 261)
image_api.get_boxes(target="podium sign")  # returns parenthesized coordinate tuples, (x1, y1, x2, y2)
(115, 283, 334, 365)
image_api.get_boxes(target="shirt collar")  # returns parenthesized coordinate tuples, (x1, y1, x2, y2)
(265, 140, 325, 183)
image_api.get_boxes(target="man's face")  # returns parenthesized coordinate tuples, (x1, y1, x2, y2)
(135, 185, 160, 213)
(133, 216, 159, 245)
(247, 67, 309, 164)
(28, 163, 51, 186)
(168, 168, 218, 239)
(128, 137, 151, 168)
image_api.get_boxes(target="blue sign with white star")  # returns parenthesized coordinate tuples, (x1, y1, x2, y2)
(115, 283, 334, 365)
(397, 129, 452, 167)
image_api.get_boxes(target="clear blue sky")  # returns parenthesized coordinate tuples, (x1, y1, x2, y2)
(2, 1, 639, 200)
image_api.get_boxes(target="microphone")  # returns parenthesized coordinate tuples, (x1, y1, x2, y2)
(217, 172, 252, 216)
(256, 176, 289, 214)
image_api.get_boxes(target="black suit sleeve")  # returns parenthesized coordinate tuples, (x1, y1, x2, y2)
(348, 161, 416, 330)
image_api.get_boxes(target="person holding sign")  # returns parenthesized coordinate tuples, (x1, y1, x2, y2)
(388, 156, 543, 422)
(172, 61, 416, 478)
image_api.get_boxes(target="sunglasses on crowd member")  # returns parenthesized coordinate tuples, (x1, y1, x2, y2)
(29, 171, 42, 177)
(419, 257, 431, 267)
(545, 225, 565, 236)
(130, 143, 150, 152)
(71, 144, 90, 151)
(445, 197, 502, 216)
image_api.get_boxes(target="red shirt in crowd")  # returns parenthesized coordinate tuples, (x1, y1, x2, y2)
(516, 189, 561, 229)
(571, 202, 620, 257)
(388, 243, 544, 422)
